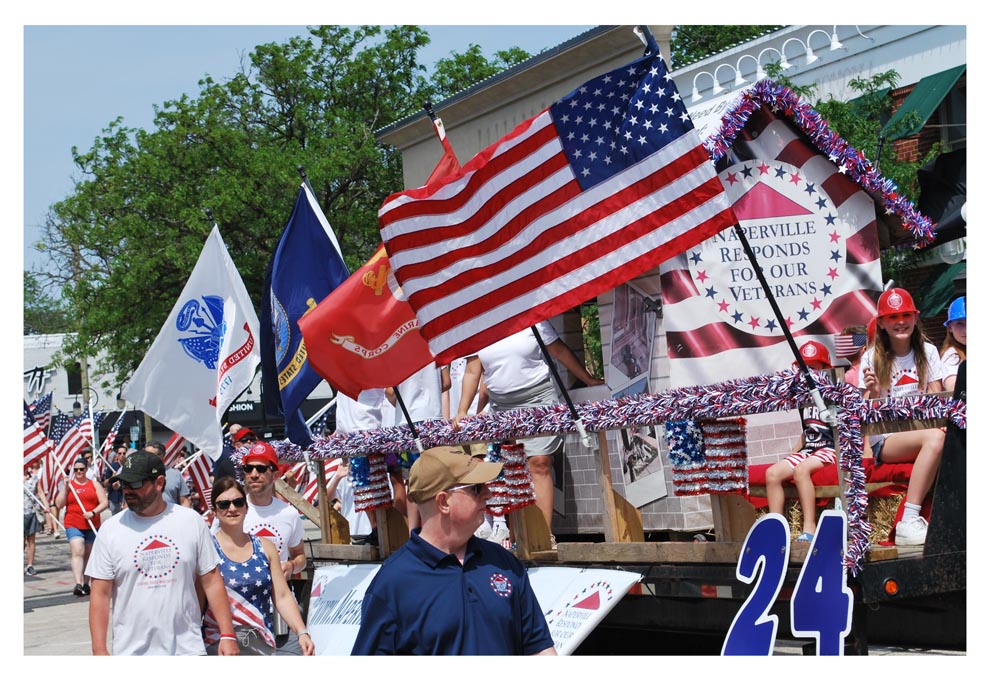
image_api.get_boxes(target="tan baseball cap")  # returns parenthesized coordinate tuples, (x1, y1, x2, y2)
(407, 446, 503, 504)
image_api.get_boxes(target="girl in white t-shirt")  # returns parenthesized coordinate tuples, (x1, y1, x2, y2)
(860, 288, 947, 546)
(940, 296, 966, 393)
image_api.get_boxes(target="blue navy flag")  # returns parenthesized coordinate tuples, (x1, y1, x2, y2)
(260, 183, 350, 446)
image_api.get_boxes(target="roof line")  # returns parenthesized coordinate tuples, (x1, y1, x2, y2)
(375, 25, 616, 137)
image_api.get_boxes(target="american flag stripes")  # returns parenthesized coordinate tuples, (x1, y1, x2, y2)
(95, 411, 128, 479)
(834, 333, 869, 357)
(183, 452, 214, 512)
(29, 392, 53, 433)
(24, 401, 54, 467)
(51, 409, 96, 473)
(162, 432, 188, 468)
(380, 43, 736, 365)
(301, 458, 342, 506)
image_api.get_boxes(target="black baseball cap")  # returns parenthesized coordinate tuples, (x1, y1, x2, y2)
(109, 450, 165, 486)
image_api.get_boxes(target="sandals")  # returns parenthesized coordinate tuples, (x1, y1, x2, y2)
(795, 532, 814, 543)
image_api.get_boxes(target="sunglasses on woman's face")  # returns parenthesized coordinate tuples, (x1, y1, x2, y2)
(215, 497, 247, 510)
(73, 467, 87, 472)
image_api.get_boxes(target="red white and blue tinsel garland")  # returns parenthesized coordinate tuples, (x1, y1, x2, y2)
(704, 79, 937, 248)
(261, 370, 963, 575)
(484, 443, 537, 516)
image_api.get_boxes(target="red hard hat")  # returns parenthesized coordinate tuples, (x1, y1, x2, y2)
(794, 340, 832, 369)
(877, 288, 919, 318)
(243, 441, 278, 468)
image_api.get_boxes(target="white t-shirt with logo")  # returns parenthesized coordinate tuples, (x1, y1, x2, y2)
(860, 343, 946, 398)
(85, 503, 220, 655)
(475, 320, 560, 397)
(241, 496, 305, 562)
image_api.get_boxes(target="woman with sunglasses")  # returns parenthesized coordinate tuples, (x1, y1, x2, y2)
(54, 457, 108, 596)
(202, 477, 314, 656)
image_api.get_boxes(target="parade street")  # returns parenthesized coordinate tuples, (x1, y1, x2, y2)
(23, 510, 963, 657)
(22, 511, 326, 656)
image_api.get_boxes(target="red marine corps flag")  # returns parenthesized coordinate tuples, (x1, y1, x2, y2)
(298, 244, 435, 400)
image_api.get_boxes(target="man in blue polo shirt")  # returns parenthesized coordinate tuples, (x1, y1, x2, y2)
(351, 446, 556, 655)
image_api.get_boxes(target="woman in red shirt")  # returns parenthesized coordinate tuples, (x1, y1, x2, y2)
(55, 457, 108, 596)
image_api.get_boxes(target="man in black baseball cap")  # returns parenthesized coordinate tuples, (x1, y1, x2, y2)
(87, 449, 239, 655)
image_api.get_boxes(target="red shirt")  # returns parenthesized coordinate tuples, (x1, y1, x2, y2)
(63, 478, 101, 531)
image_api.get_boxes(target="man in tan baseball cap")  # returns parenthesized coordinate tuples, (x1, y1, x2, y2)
(352, 446, 555, 655)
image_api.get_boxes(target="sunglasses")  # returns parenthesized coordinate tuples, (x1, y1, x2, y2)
(122, 478, 154, 489)
(73, 467, 87, 472)
(215, 497, 247, 510)
(445, 483, 487, 497)
(242, 464, 274, 474)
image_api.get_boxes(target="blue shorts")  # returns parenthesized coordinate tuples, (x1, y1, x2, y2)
(868, 434, 887, 464)
(65, 527, 97, 543)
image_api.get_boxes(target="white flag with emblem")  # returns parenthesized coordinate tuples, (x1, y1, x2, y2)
(123, 226, 260, 462)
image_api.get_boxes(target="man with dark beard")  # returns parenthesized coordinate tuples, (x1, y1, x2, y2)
(85, 450, 240, 655)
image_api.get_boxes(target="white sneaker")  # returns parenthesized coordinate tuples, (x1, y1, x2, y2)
(895, 515, 928, 546)
(489, 524, 511, 544)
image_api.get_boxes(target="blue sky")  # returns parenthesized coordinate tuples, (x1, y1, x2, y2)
(21, 23, 596, 275)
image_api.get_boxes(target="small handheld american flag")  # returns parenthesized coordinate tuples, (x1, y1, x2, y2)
(834, 333, 868, 358)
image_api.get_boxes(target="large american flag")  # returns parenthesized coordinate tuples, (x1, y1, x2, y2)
(29, 392, 53, 433)
(24, 401, 55, 468)
(380, 42, 737, 365)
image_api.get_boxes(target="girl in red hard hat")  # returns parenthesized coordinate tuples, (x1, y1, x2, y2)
(940, 296, 966, 393)
(764, 341, 837, 542)
(861, 288, 948, 546)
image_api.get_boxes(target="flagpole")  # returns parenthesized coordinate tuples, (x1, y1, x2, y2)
(392, 387, 424, 453)
(302, 396, 337, 468)
(25, 486, 64, 531)
(305, 396, 336, 428)
(531, 326, 593, 448)
(63, 473, 98, 533)
(87, 400, 114, 472)
(728, 220, 837, 425)
(297, 166, 317, 199)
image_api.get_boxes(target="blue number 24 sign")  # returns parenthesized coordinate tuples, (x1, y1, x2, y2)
(722, 510, 853, 656)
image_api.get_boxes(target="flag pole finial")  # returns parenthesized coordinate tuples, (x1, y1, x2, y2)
(297, 165, 308, 181)
(635, 25, 659, 55)
(422, 102, 437, 120)
(204, 208, 218, 229)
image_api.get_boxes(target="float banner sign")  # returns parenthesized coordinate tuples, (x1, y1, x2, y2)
(661, 104, 882, 386)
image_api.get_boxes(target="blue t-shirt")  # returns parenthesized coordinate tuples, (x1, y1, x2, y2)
(352, 530, 554, 655)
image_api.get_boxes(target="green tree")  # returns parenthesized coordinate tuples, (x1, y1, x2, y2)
(426, 44, 531, 103)
(670, 25, 783, 68)
(32, 25, 451, 384)
(24, 272, 71, 334)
